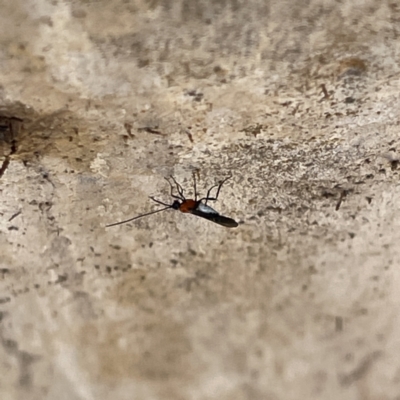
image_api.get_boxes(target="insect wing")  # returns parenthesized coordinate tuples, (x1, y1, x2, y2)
(191, 203, 238, 228)
(191, 209, 238, 227)
(196, 202, 219, 214)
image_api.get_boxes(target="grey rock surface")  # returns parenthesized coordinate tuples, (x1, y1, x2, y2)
(1, 0, 400, 399)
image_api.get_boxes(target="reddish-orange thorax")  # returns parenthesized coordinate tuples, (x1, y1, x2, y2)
(179, 199, 197, 213)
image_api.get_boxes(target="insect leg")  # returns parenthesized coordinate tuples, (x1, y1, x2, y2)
(164, 177, 184, 200)
(192, 172, 198, 201)
(149, 196, 172, 207)
(169, 176, 185, 199)
(200, 176, 232, 205)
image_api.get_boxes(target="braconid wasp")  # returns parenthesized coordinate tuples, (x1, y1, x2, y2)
(106, 174, 238, 228)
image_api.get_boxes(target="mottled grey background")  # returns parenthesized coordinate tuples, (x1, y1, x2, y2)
(1, 0, 400, 399)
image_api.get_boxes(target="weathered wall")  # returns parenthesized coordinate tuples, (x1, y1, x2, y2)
(1, 0, 400, 399)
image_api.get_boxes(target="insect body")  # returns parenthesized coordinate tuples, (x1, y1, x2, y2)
(106, 175, 238, 228)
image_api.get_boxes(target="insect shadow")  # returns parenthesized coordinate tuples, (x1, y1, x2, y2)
(106, 174, 238, 228)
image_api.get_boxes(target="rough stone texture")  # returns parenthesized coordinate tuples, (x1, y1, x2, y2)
(1, 0, 400, 399)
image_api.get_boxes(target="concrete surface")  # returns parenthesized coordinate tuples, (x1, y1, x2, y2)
(1, 0, 400, 399)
